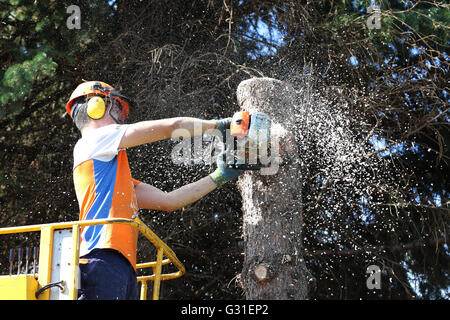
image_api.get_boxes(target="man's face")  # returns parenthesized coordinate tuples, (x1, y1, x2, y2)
(107, 95, 130, 124)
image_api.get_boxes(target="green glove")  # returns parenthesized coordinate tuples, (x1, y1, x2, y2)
(215, 118, 232, 138)
(209, 151, 244, 187)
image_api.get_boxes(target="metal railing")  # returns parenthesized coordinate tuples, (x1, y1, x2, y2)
(0, 218, 185, 300)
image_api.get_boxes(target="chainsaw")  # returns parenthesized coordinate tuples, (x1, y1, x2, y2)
(223, 111, 272, 170)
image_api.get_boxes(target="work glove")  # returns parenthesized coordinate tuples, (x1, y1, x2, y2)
(215, 117, 232, 138)
(209, 150, 244, 187)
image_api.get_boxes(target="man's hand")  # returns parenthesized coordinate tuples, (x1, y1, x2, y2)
(215, 117, 232, 138)
(209, 151, 244, 187)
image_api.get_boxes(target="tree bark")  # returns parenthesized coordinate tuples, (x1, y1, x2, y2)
(236, 77, 312, 300)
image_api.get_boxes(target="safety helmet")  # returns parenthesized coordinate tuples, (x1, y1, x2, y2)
(65, 81, 132, 124)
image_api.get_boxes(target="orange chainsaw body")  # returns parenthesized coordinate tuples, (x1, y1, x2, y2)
(227, 111, 271, 170)
(230, 111, 250, 139)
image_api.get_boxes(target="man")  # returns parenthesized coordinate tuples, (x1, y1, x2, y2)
(65, 81, 243, 300)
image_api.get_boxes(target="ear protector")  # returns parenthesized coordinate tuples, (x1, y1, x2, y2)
(86, 96, 107, 120)
(67, 81, 132, 124)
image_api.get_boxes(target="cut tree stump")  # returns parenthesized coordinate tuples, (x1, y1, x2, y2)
(236, 77, 312, 300)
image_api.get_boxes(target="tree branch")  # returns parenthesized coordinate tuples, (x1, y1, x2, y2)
(305, 238, 447, 258)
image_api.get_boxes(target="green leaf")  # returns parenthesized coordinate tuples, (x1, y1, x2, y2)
(0, 52, 57, 119)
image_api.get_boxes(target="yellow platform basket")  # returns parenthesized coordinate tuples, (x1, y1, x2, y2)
(0, 218, 185, 300)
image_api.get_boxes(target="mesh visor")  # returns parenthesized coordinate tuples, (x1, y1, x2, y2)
(109, 94, 131, 124)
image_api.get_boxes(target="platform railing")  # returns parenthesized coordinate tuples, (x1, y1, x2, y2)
(0, 218, 185, 300)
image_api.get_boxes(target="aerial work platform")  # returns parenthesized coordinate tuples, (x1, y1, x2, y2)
(0, 218, 185, 300)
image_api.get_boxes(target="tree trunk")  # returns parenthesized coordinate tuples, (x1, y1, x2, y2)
(236, 77, 311, 300)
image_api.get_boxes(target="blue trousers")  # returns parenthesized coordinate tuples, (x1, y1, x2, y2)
(78, 249, 139, 300)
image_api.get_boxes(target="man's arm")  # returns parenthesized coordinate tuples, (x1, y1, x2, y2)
(135, 176, 218, 212)
(119, 117, 217, 149)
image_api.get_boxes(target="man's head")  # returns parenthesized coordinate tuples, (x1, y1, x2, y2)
(66, 81, 132, 131)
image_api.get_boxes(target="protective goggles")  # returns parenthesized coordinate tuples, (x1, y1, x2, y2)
(107, 93, 132, 124)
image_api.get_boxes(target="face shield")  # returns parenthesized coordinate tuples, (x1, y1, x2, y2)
(107, 93, 132, 124)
